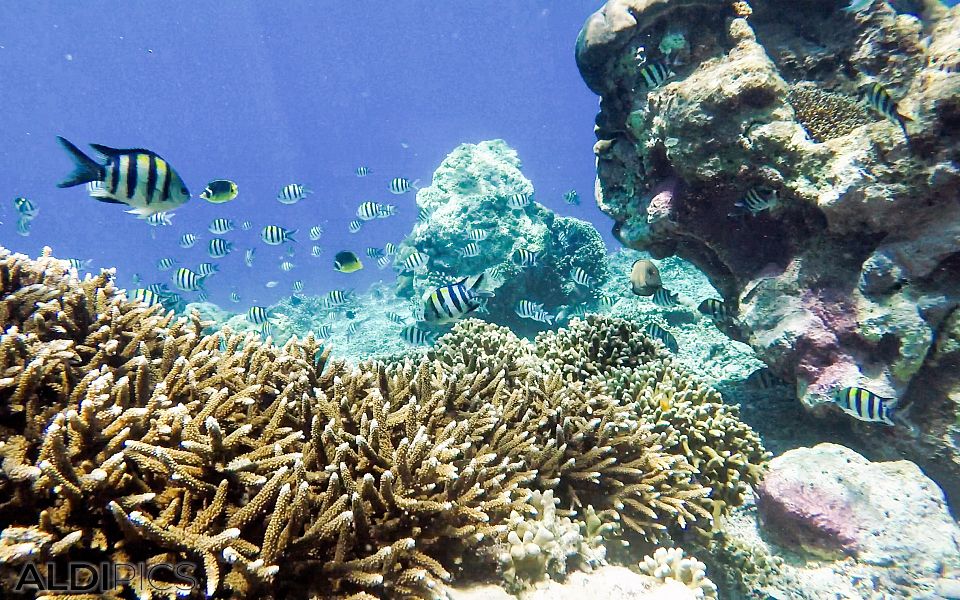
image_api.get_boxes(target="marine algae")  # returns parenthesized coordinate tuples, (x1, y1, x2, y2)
(0, 247, 768, 598)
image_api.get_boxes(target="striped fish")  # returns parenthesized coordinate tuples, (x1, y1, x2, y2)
(421, 273, 495, 324)
(247, 306, 270, 325)
(197, 262, 219, 277)
(401, 324, 436, 346)
(515, 299, 544, 319)
(146, 283, 169, 294)
(512, 248, 539, 267)
(570, 267, 593, 287)
(230, 291, 241, 303)
(507, 193, 531, 210)
(260, 322, 273, 340)
(735, 187, 778, 216)
(652, 287, 680, 308)
(698, 298, 734, 322)
(563, 190, 580, 205)
(639, 61, 673, 89)
(349, 219, 363, 233)
(179, 233, 199, 248)
(56, 137, 191, 217)
(357, 201, 382, 221)
(862, 82, 912, 141)
(366, 247, 384, 258)
(468, 229, 488, 241)
(173, 267, 204, 292)
(261, 225, 296, 245)
(417, 206, 434, 223)
(643, 323, 679, 353)
(386, 311, 408, 325)
(377, 255, 392, 269)
(244, 247, 256, 267)
(747, 368, 789, 390)
(596, 294, 616, 310)
(131, 288, 163, 307)
(209, 218, 235, 234)
(292, 280, 304, 293)
(311, 245, 323, 257)
(86, 181, 106, 197)
(833, 387, 896, 425)
(325, 289, 350, 306)
(146, 211, 174, 226)
(196, 290, 209, 302)
(156, 257, 177, 271)
(67, 258, 91, 272)
(402, 251, 429, 272)
(389, 177, 419, 194)
(277, 183, 311, 204)
(557, 304, 589, 321)
(208, 238, 233, 258)
(241, 220, 253, 231)
(316, 324, 333, 338)
(356, 166, 370, 177)
(279, 260, 295, 272)
(309, 225, 324, 240)
(384, 242, 398, 255)
(458, 242, 482, 258)
(377, 204, 396, 218)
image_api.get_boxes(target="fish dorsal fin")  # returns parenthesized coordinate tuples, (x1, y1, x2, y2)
(90, 143, 157, 158)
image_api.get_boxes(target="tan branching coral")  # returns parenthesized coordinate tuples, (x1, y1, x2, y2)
(786, 83, 874, 142)
(0, 248, 768, 599)
(639, 546, 718, 599)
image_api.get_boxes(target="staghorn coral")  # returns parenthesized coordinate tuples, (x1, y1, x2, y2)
(786, 83, 874, 143)
(0, 247, 767, 599)
(639, 546, 718, 599)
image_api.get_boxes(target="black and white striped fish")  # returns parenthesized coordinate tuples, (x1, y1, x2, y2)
(349, 219, 363, 233)
(366, 247, 384, 258)
(131, 288, 163, 308)
(377, 204, 396, 218)
(386, 311, 408, 325)
(316, 324, 333, 338)
(357, 201, 382, 221)
(179, 233, 199, 248)
(421, 273, 494, 324)
(698, 298, 734, 322)
(570, 267, 593, 287)
(309, 225, 324, 240)
(735, 187, 778, 216)
(67, 258, 92, 272)
(230, 291, 241, 303)
(355, 166, 370, 177)
(402, 251, 429, 272)
(244, 247, 256, 267)
(512, 248, 539, 268)
(389, 177, 419, 195)
(196, 290, 209, 302)
(174, 267, 204, 292)
(861, 82, 912, 141)
(146, 283, 169, 295)
(458, 242, 482, 258)
(241, 220, 253, 231)
(468, 229, 488, 241)
(652, 287, 680, 308)
(277, 183, 311, 205)
(156, 257, 177, 271)
(292, 280, 304, 293)
(384, 242, 398, 255)
(515, 300, 554, 325)
(208, 238, 233, 258)
(146, 211, 174, 226)
(311, 245, 323, 257)
(279, 260, 295, 272)
(197, 262, 219, 277)
(507, 193, 531, 210)
(377, 255, 391, 269)
(639, 61, 673, 89)
(832, 386, 896, 425)
(261, 225, 296, 245)
(260, 322, 273, 340)
(596, 294, 616, 310)
(247, 306, 270, 325)
(563, 190, 580, 205)
(643, 322, 679, 353)
(209, 218, 235, 234)
(325, 289, 350, 306)
(417, 206, 434, 223)
(56, 137, 191, 217)
(400, 324, 437, 346)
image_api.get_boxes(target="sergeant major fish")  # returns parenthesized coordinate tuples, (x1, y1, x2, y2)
(389, 177, 419, 195)
(277, 183, 311, 204)
(56, 136, 190, 217)
(861, 82, 912, 142)
(832, 386, 896, 425)
(421, 273, 495, 324)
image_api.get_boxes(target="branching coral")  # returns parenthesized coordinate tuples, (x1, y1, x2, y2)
(0, 248, 768, 599)
(639, 546, 718, 599)
(786, 83, 874, 143)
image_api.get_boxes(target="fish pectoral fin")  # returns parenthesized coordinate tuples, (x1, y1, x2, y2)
(125, 207, 154, 218)
(94, 197, 126, 205)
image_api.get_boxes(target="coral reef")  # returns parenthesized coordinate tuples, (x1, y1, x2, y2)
(397, 140, 610, 335)
(638, 547, 717, 599)
(576, 0, 960, 499)
(0, 247, 768, 598)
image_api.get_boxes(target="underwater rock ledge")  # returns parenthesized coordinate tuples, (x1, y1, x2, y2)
(0, 246, 766, 598)
(576, 0, 960, 500)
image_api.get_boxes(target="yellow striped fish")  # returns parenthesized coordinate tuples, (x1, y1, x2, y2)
(56, 137, 190, 217)
(421, 273, 495, 324)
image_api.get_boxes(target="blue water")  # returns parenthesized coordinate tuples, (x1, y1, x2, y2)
(0, 2, 603, 307)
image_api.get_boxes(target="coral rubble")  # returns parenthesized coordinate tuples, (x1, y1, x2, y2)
(0, 247, 768, 598)
(576, 0, 960, 498)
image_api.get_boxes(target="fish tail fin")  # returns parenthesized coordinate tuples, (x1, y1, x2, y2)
(56, 136, 104, 188)
(411, 179, 421, 190)
(286, 229, 298, 242)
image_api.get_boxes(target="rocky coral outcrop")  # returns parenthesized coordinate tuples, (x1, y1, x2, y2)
(577, 0, 960, 498)
(397, 140, 610, 335)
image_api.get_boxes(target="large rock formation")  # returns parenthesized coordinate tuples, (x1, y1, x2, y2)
(576, 0, 960, 498)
